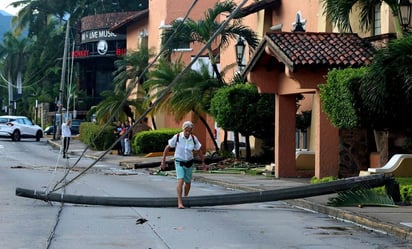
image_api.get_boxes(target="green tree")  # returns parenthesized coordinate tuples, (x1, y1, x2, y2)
(210, 83, 274, 161)
(320, 36, 412, 165)
(319, 67, 367, 129)
(359, 36, 412, 129)
(0, 32, 32, 115)
(321, 0, 404, 38)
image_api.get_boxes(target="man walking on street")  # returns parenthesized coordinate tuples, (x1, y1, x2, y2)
(61, 119, 72, 158)
(160, 121, 207, 209)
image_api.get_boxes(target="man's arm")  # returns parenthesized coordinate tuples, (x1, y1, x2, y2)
(160, 145, 171, 170)
(197, 149, 207, 170)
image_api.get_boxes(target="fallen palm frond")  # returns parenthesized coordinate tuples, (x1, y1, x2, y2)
(327, 186, 397, 207)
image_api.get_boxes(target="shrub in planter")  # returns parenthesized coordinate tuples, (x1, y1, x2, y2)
(133, 128, 180, 154)
(79, 122, 116, 150)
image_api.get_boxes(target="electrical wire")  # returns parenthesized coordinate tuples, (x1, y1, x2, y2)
(51, 0, 250, 192)
(50, 0, 202, 191)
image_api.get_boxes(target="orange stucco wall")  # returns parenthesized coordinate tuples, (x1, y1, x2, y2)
(143, 0, 218, 151)
(117, 0, 399, 177)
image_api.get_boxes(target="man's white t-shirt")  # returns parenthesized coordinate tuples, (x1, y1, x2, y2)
(61, 122, 72, 138)
(168, 132, 201, 161)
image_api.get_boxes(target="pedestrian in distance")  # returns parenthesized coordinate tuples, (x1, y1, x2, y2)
(119, 122, 126, 155)
(160, 121, 207, 209)
(123, 120, 132, 156)
(61, 119, 72, 159)
(113, 121, 123, 155)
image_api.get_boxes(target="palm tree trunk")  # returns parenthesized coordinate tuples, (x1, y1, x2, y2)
(7, 72, 13, 115)
(245, 134, 251, 161)
(195, 111, 219, 152)
(150, 116, 157, 130)
(373, 129, 389, 166)
(211, 63, 222, 83)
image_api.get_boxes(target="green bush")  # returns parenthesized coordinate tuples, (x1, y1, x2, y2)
(310, 176, 338, 184)
(133, 128, 180, 154)
(319, 67, 366, 129)
(79, 122, 116, 150)
(313, 176, 412, 205)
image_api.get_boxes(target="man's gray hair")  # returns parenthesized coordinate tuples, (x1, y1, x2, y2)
(182, 121, 194, 130)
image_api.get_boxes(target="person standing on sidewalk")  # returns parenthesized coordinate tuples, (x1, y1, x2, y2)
(61, 119, 72, 159)
(119, 122, 126, 155)
(123, 120, 132, 156)
(160, 121, 207, 209)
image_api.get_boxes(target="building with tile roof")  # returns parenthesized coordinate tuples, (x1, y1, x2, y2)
(109, 0, 405, 178)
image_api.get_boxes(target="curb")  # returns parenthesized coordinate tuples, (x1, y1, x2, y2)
(46, 140, 412, 242)
(286, 199, 412, 241)
(193, 174, 412, 242)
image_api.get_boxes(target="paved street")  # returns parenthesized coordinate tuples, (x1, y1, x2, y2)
(49, 138, 412, 242)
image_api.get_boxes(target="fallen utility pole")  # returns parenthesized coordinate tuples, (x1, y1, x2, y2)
(16, 174, 395, 207)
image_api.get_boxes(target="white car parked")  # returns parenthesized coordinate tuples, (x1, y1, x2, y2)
(0, 115, 43, 141)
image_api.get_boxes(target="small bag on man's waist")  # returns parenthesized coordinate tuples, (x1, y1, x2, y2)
(177, 160, 194, 167)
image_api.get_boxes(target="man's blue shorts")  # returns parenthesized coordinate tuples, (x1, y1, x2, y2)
(175, 160, 194, 183)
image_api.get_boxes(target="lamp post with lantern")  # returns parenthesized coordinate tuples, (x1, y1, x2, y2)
(235, 36, 246, 72)
(398, 0, 412, 32)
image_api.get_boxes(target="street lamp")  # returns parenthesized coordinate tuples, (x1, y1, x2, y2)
(398, 0, 412, 31)
(235, 36, 246, 71)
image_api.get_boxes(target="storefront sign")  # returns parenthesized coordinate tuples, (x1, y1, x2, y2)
(81, 29, 125, 43)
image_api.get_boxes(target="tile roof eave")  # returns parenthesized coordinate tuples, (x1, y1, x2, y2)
(241, 39, 268, 78)
(265, 32, 375, 70)
(264, 35, 295, 71)
(110, 9, 149, 33)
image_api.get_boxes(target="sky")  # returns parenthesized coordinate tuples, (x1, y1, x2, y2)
(0, 1, 21, 16)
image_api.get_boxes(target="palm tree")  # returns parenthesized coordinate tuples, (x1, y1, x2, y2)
(10, 0, 71, 36)
(92, 90, 145, 125)
(93, 48, 154, 125)
(143, 58, 185, 115)
(0, 32, 31, 115)
(160, 0, 259, 152)
(321, 0, 404, 38)
(144, 58, 224, 152)
(161, 0, 259, 82)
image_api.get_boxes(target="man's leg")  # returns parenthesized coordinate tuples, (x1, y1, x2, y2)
(66, 137, 70, 152)
(183, 182, 191, 197)
(63, 137, 67, 158)
(176, 178, 185, 209)
(183, 167, 193, 197)
(120, 139, 124, 154)
(125, 139, 130, 155)
(64, 137, 70, 158)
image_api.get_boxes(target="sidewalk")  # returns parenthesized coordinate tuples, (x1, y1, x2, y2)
(47, 138, 412, 242)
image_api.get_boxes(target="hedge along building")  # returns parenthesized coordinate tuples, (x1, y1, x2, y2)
(218, 0, 397, 178)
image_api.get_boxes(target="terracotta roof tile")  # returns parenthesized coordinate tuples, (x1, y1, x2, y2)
(110, 9, 149, 33)
(266, 32, 375, 69)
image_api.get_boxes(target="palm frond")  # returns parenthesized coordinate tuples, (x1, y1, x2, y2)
(327, 186, 396, 207)
(320, 0, 358, 32)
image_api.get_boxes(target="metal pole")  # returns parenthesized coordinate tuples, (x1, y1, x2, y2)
(15, 174, 394, 207)
(35, 99, 38, 124)
(56, 19, 70, 139)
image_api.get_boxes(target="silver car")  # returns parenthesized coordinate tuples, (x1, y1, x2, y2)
(0, 115, 43, 141)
